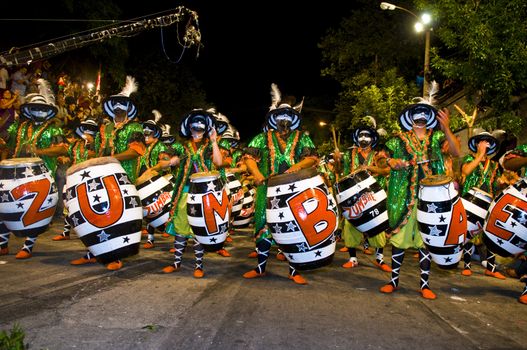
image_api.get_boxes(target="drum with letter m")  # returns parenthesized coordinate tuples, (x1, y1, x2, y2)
(65, 157, 143, 264)
(483, 178, 527, 257)
(267, 167, 338, 270)
(187, 171, 230, 251)
(0, 157, 58, 237)
(417, 175, 467, 268)
(334, 169, 389, 238)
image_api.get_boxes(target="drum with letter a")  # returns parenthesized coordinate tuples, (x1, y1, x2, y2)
(417, 175, 467, 269)
(187, 171, 230, 251)
(65, 157, 143, 264)
(461, 187, 492, 240)
(136, 171, 174, 229)
(483, 178, 527, 257)
(267, 167, 338, 270)
(0, 157, 58, 237)
(334, 169, 389, 238)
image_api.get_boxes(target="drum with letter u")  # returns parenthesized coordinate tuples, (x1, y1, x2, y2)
(266, 167, 338, 270)
(483, 178, 527, 257)
(136, 171, 174, 229)
(334, 169, 389, 238)
(417, 175, 467, 269)
(65, 157, 143, 264)
(0, 157, 58, 237)
(187, 171, 230, 251)
(461, 187, 492, 240)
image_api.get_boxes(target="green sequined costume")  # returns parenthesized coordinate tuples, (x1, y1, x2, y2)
(460, 155, 501, 197)
(245, 130, 317, 243)
(138, 140, 169, 175)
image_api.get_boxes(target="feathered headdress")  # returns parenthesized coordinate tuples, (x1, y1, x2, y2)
(209, 108, 229, 135)
(180, 108, 215, 138)
(266, 83, 302, 131)
(398, 81, 439, 131)
(103, 75, 138, 119)
(352, 115, 382, 149)
(160, 124, 175, 144)
(20, 78, 58, 122)
(75, 118, 100, 138)
(142, 109, 163, 139)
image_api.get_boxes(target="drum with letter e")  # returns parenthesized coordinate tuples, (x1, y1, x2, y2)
(417, 175, 467, 269)
(483, 178, 527, 257)
(267, 167, 338, 270)
(0, 157, 58, 237)
(334, 169, 389, 238)
(187, 171, 230, 251)
(461, 187, 492, 240)
(136, 171, 174, 229)
(65, 157, 143, 264)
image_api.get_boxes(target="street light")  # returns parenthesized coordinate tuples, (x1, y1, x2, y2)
(380, 2, 432, 97)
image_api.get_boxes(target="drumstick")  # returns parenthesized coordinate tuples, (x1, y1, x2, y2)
(331, 125, 338, 150)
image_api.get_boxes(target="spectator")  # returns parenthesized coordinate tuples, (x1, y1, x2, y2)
(0, 66, 9, 90)
(10, 67, 29, 96)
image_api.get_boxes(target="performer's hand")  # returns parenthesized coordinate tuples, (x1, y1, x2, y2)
(437, 108, 451, 132)
(253, 173, 266, 185)
(333, 148, 341, 161)
(208, 127, 217, 143)
(285, 164, 301, 174)
(477, 141, 489, 157)
(388, 158, 407, 170)
(169, 156, 180, 167)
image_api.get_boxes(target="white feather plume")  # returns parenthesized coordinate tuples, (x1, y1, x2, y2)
(163, 124, 171, 135)
(152, 109, 162, 123)
(206, 107, 217, 114)
(270, 83, 281, 110)
(37, 78, 56, 105)
(413, 80, 439, 106)
(119, 76, 138, 97)
(363, 115, 377, 129)
(377, 128, 387, 137)
(294, 96, 304, 112)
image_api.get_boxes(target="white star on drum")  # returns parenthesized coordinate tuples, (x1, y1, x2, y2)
(97, 230, 111, 242)
(427, 203, 439, 213)
(296, 242, 308, 252)
(270, 197, 280, 209)
(22, 167, 34, 177)
(119, 174, 130, 184)
(88, 180, 99, 192)
(286, 222, 297, 231)
(273, 223, 282, 234)
(206, 181, 216, 192)
(429, 225, 442, 236)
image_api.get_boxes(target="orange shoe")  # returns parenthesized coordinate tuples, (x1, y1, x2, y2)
(143, 241, 154, 249)
(193, 269, 204, 278)
(106, 260, 123, 271)
(276, 252, 286, 261)
(380, 284, 398, 294)
(141, 229, 148, 237)
(162, 233, 170, 238)
(0, 247, 8, 255)
(461, 269, 472, 276)
(339, 247, 349, 252)
(243, 270, 265, 279)
(485, 270, 506, 280)
(519, 294, 527, 305)
(247, 251, 258, 258)
(15, 250, 32, 259)
(289, 274, 308, 285)
(363, 247, 374, 255)
(374, 261, 392, 272)
(420, 288, 437, 300)
(162, 265, 179, 273)
(52, 235, 70, 241)
(169, 248, 175, 253)
(70, 256, 97, 265)
(216, 249, 231, 257)
(226, 236, 233, 243)
(342, 259, 358, 269)
(413, 253, 419, 259)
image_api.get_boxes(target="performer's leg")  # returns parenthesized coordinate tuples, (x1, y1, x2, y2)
(374, 248, 392, 272)
(163, 234, 187, 273)
(380, 247, 405, 293)
(53, 217, 71, 241)
(15, 237, 37, 259)
(0, 223, 9, 255)
(342, 248, 358, 268)
(519, 278, 527, 305)
(193, 240, 205, 278)
(484, 250, 506, 279)
(462, 242, 473, 276)
(144, 225, 155, 249)
(243, 237, 272, 278)
(288, 264, 307, 285)
(276, 248, 286, 261)
(70, 250, 96, 265)
(418, 248, 436, 299)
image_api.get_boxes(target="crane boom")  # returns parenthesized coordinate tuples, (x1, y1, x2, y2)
(0, 6, 201, 67)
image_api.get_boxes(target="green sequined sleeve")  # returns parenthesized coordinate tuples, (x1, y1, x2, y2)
(342, 151, 352, 177)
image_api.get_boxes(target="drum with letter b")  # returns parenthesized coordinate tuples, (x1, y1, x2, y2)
(136, 171, 174, 229)
(65, 157, 143, 264)
(187, 171, 230, 251)
(417, 175, 467, 269)
(483, 178, 527, 257)
(334, 169, 389, 238)
(461, 187, 492, 240)
(267, 167, 338, 270)
(0, 157, 58, 237)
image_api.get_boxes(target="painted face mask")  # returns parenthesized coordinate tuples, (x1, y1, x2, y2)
(357, 131, 373, 148)
(276, 116, 292, 133)
(411, 106, 429, 129)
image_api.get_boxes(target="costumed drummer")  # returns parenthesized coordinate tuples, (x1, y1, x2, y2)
(69, 75, 146, 270)
(460, 129, 506, 278)
(242, 83, 318, 285)
(160, 109, 223, 279)
(0, 79, 64, 259)
(380, 85, 461, 300)
(333, 116, 392, 272)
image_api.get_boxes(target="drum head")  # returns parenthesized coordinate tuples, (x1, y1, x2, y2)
(0, 157, 42, 167)
(470, 187, 492, 198)
(67, 156, 120, 176)
(420, 175, 452, 186)
(190, 170, 220, 183)
(136, 169, 160, 186)
(267, 167, 318, 187)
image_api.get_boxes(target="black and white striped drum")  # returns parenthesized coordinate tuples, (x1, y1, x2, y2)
(136, 171, 174, 229)
(0, 158, 58, 237)
(232, 184, 255, 228)
(65, 157, 143, 264)
(187, 171, 230, 251)
(267, 167, 338, 270)
(334, 169, 389, 238)
(226, 172, 244, 218)
(417, 175, 467, 269)
(461, 187, 492, 240)
(483, 178, 527, 257)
